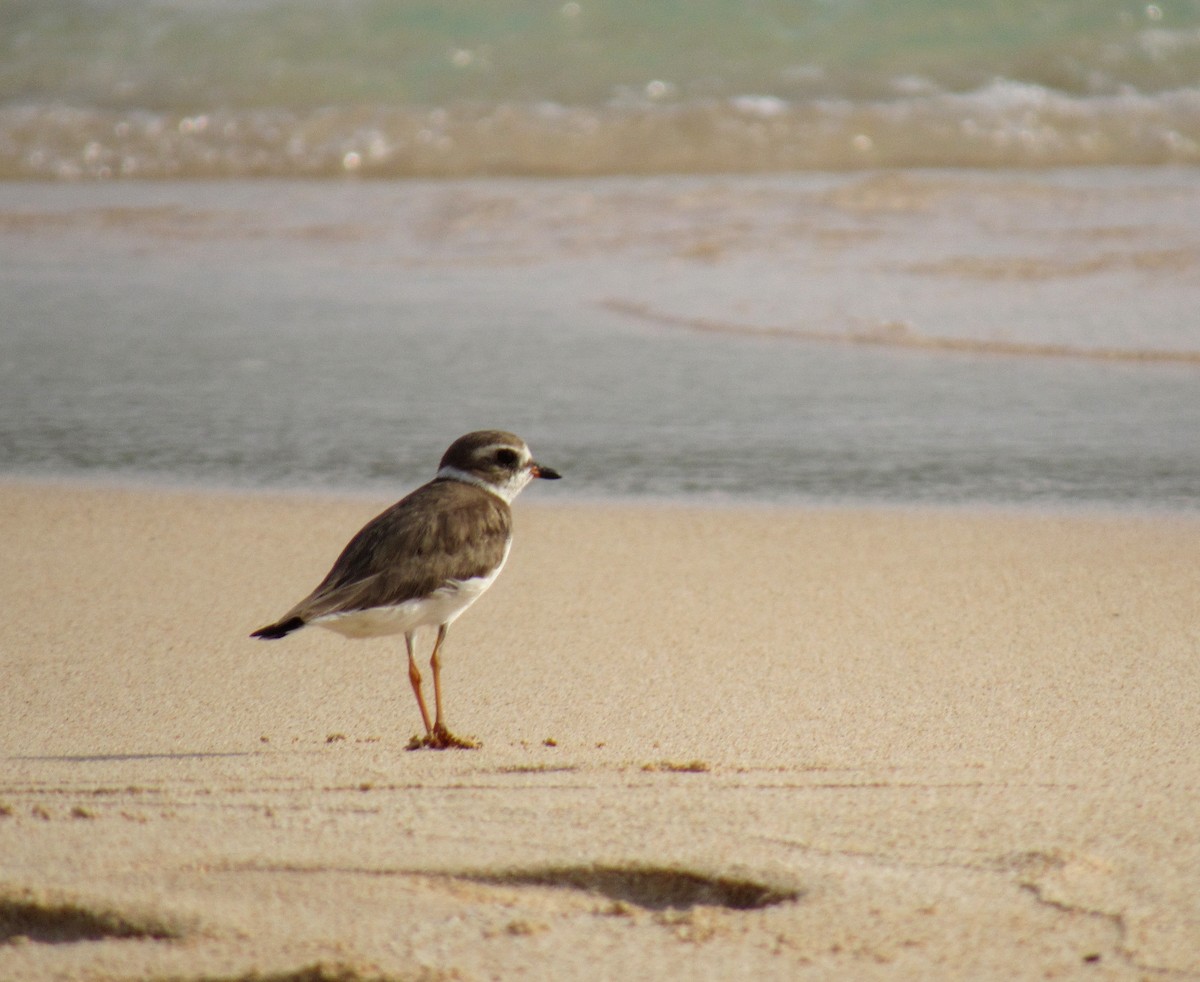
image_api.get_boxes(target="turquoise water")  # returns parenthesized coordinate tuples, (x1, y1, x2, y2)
(4, 0, 1200, 177)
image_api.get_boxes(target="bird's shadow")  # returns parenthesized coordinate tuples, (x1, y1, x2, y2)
(8, 752, 260, 763)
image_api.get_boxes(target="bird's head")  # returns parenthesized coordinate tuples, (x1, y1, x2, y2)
(436, 430, 561, 503)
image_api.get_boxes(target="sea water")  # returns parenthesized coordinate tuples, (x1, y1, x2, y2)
(1, 2, 1199, 510)
(3, 0, 1200, 177)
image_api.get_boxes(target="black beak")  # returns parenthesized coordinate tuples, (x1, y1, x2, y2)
(531, 463, 561, 480)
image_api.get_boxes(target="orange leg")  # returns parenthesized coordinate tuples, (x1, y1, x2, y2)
(429, 624, 478, 749)
(405, 632, 433, 737)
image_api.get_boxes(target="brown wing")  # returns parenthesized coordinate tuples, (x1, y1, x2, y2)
(278, 480, 511, 624)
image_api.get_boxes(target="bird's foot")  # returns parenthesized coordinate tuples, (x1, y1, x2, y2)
(431, 723, 480, 749)
(406, 725, 480, 751)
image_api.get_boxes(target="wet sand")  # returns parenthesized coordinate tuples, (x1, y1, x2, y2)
(2, 482, 1199, 980)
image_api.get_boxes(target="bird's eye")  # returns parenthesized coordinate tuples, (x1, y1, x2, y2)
(495, 449, 519, 467)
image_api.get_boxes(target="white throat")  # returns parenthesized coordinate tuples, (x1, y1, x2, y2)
(436, 465, 532, 504)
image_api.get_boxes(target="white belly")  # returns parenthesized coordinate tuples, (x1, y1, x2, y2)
(310, 545, 509, 640)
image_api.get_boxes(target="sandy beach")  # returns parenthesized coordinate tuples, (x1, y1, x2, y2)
(2, 481, 1198, 980)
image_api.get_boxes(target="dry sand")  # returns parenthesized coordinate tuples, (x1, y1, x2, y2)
(1, 482, 1198, 981)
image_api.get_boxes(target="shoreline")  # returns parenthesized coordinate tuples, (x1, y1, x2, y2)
(5, 171, 1199, 514)
(3, 472, 1197, 523)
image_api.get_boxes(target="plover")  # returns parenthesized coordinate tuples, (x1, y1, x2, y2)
(251, 430, 561, 749)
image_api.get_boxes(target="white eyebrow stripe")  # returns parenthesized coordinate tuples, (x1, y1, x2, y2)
(472, 442, 530, 462)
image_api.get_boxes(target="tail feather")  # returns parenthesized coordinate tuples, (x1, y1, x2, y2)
(250, 616, 305, 640)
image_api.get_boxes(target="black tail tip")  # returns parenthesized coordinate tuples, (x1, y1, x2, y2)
(251, 616, 305, 640)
